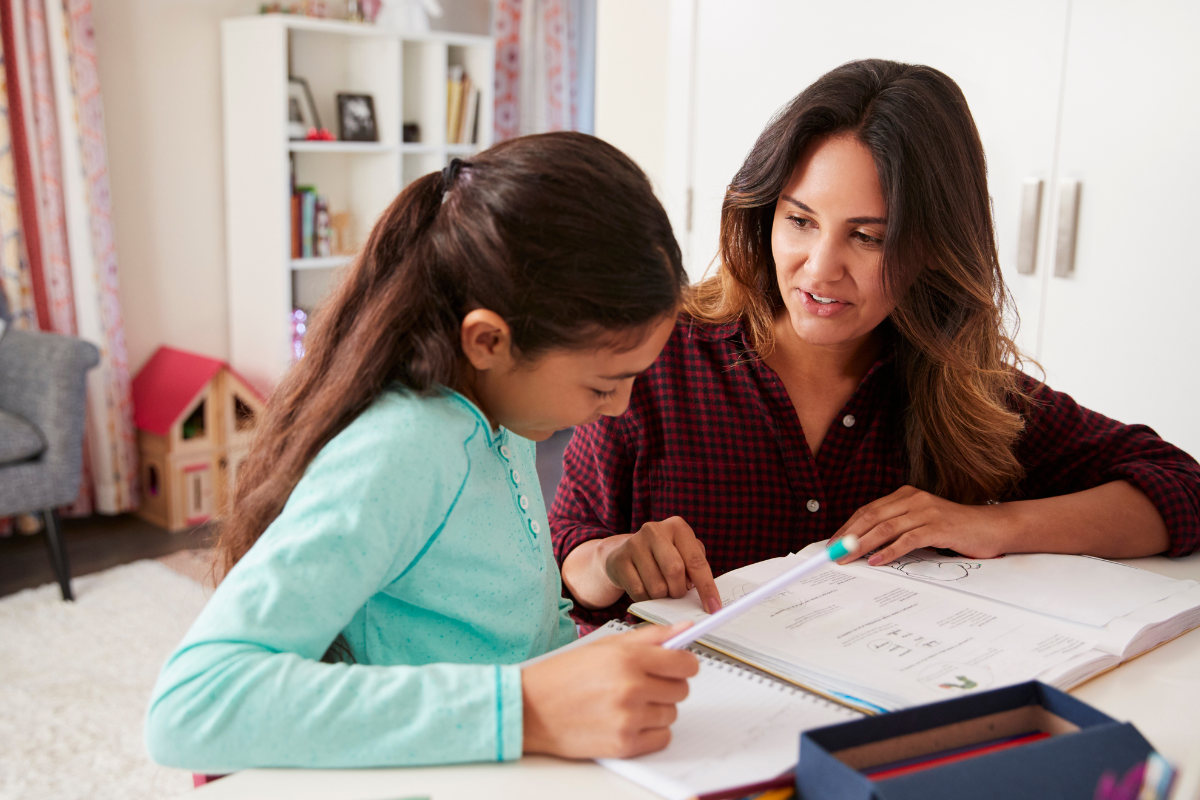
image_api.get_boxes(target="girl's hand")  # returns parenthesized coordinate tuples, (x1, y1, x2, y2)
(831, 486, 1011, 566)
(605, 517, 722, 614)
(521, 622, 699, 759)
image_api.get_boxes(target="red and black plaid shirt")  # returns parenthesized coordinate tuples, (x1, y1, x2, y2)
(549, 317, 1200, 627)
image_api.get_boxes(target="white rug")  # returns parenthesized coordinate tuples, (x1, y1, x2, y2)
(0, 559, 212, 800)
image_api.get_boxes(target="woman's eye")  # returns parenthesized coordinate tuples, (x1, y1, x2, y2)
(853, 230, 883, 246)
(591, 388, 617, 400)
(787, 215, 814, 230)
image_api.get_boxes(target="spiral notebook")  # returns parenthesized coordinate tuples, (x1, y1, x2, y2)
(554, 621, 863, 800)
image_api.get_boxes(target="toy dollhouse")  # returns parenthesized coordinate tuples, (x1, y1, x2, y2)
(132, 347, 266, 532)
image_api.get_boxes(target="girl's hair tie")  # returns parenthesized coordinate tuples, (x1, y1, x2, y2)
(441, 158, 464, 202)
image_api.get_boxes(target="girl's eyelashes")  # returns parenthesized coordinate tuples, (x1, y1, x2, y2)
(787, 214, 815, 230)
(853, 230, 884, 246)
(591, 388, 618, 400)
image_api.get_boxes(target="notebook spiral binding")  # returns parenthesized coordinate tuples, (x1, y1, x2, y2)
(604, 619, 847, 712)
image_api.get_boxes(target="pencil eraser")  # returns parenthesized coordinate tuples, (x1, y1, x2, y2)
(827, 534, 859, 561)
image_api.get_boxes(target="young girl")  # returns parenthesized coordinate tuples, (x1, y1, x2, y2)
(145, 132, 698, 772)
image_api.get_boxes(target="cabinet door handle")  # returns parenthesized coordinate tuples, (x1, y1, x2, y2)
(1016, 178, 1043, 275)
(1054, 179, 1082, 277)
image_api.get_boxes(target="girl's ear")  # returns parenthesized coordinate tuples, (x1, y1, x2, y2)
(460, 309, 514, 372)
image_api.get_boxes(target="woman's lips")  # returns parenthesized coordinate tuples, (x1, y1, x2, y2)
(798, 289, 852, 318)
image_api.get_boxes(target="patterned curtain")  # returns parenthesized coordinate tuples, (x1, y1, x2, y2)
(0, 0, 138, 528)
(493, 0, 596, 142)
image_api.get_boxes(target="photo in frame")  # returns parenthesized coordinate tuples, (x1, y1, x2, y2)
(337, 93, 378, 142)
(287, 77, 320, 140)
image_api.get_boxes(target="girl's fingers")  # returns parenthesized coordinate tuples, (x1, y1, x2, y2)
(633, 673, 692, 704)
(640, 702, 678, 730)
(624, 727, 672, 759)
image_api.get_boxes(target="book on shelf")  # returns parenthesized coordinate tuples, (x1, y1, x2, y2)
(298, 187, 316, 260)
(446, 66, 480, 145)
(630, 541, 1200, 715)
(446, 65, 464, 145)
(462, 86, 480, 145)
(292, 185, 333, 262)
(290, 195, 301, 259)
(314, 197, 331, 258)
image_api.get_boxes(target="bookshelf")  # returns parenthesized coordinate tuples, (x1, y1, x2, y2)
(221, 15, 493, 394)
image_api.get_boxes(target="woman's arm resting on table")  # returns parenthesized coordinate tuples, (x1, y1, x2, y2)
(833, 481, 1169, 565)
(561, 516, 722, 613)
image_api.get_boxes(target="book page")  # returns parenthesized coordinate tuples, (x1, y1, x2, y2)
(599, 655, 860, 800)
(796, 542, 1197, 627)
(527, 621, 862, 799)
(632, 555, 1110, 711)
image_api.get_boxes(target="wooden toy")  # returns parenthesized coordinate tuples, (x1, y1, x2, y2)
(132, 347, 266, 532)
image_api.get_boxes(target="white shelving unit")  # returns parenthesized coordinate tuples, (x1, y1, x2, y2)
(221, 15, 493, 393)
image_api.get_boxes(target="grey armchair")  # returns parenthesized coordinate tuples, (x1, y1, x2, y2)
(0, 302, 100, 601)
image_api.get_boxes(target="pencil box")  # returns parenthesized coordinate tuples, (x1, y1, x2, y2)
(795, 681, 1154, 800)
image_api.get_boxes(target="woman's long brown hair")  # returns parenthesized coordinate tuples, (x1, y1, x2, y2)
(687, 59, 1030, 504)
(216, 132, 685, 579)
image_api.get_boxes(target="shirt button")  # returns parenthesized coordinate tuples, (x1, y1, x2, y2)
(499, 445, 511, 460)
(510, 469, 521, 486)
(519, 495, 529, 511)
(806, 499, 821, 513)
(528, 519, 541, 535)
(842, 414, 856, 428)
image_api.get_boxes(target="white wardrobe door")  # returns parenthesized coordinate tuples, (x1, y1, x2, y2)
(1038, 0, 1200, 458)
(685, 0, 1069, 357)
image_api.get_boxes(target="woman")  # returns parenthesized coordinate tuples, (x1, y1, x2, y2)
(549, 59, 1200, 628)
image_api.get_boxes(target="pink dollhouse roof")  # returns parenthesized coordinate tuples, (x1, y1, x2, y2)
(132, 346, 264, 436)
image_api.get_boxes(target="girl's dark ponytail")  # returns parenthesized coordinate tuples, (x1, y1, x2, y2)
(216, 132, 686, 581)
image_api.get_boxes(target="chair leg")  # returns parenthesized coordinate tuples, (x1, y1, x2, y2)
(42, 509, 74, 601)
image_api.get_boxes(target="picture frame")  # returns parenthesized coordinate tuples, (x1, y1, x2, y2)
(337, 93, 378, 142)
(287, 77, 320, 140)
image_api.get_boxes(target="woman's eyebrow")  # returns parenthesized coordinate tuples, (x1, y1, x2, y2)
(781, 194, 814, 213)
(782, 195, 887, 225)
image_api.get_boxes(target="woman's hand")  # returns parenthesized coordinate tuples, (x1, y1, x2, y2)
(605, 517, 722, 614)
(521, 622, 699, 759)
(831, 485, 1010, 566)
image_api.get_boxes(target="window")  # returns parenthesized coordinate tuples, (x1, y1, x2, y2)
(182, 400, 206, 440)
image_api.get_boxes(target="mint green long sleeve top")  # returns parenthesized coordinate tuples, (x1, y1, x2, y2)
(145, 389, 578, 772)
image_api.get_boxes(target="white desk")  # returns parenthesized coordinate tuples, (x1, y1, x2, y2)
(183, 554, 1200, 800)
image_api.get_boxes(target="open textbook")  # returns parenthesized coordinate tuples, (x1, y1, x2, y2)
(630, 543, 1200, 714)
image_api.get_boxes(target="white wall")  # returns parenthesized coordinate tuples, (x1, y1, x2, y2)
(93, 0, 259, 374)
(594, 0, 670, 194)
(93, 0, 490, 375)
